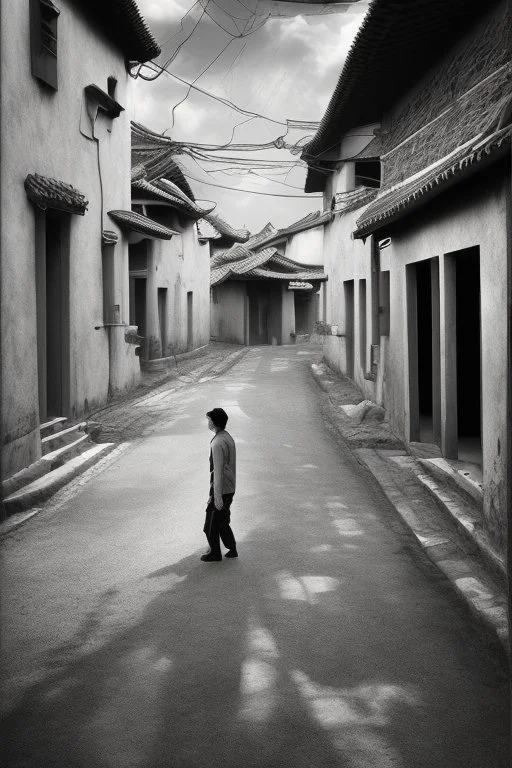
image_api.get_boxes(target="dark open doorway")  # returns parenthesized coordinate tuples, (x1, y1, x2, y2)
(36, 211, 71, 420)
(344, 280, 354, 377)
(187, 291, 193, 350)
(247, 285, 270, 345)
(455, 247, 482, 464)
(407, 258, 441, 446)
(158, 288, 168, 358)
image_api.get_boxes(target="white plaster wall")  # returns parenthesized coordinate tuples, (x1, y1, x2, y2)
(383, 172, 510, 552)
(210, 283, 246, 344)
(147, 213, 211, 355)
(320, 194, 376, 400)
(285, 227, 324, 265)
(1, 0, 135, 475)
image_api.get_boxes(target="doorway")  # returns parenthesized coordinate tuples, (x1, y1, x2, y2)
(359, 279, 367, 372)
(344, 280, 354, 377)
(158, 288, 168, 358)
(36, 211, 70, 420)
(187, 291, 193, 350)
(407, 258, 441, 445)
(248, 285, 270, 345)
(443, 247, 482, 464)
(455, 248, 482, 463)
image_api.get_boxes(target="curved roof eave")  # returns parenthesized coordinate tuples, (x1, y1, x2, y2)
(302, 0, 500, 165)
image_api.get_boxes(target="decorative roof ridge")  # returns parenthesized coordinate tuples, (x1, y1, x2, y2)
(108, 209, 179, 239)
(24, 173, 88, 215)
(156, 179, 215, 215)
(204, 212, 251, 243)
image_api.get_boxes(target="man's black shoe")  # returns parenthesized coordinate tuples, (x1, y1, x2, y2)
(200, 552, 222, 562)
(225, 549, 238, 558)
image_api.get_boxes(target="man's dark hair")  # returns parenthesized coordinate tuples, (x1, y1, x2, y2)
(207, 408, 228, 430)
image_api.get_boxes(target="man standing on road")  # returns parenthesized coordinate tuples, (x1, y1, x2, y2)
(201, 408, 238, 562)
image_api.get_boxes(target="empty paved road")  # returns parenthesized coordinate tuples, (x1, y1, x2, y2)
(2, 346, 509, 767)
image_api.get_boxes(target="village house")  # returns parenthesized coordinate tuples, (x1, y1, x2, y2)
(0, 1, 159, 485)
(126, 122, 216, 372)
(302, 0, 511, 565)
(210, 212, 329, 346)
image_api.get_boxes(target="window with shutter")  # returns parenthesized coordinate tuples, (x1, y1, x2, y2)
(30, 0, 59, 90)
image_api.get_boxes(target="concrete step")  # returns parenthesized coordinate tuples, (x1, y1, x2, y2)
(414, 471, 506, 589)
(41, 421, 87, 454)
(2, 432, 94, 501)
(418, 457, 483, 507)
(39, 416, 67, 436)
(357, 448, 508, 653)
(3, 443, 115, 514)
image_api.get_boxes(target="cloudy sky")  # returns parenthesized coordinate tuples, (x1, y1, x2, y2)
(134, 0, 369, 232)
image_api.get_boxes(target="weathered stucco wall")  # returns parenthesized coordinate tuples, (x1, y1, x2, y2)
(285, 227, 324, 266)
(210, 282, 246, 344)
(1, 0, 137, 476)
(320, 172, 376, 400)
(383, 168, 510, 554)
(146, 212, 211, 357)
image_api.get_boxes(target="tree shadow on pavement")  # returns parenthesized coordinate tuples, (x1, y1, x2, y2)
(3, 519, 509, 768)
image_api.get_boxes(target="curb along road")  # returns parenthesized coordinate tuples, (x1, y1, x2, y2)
(309, 358, 509, 656)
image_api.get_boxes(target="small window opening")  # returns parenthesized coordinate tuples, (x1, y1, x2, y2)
(355, 160, 381, 188)
(107, 76, 117, 99)
(30, 0, 60, 90)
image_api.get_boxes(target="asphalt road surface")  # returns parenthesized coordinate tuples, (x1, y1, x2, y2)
(1, 346, 509, 768)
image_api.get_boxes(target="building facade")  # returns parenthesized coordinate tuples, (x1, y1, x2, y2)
(128, 123, 217, 370)
(303, 0, 511, 559)
(210, 214, 329, 346)
(0, 1, 159, 479)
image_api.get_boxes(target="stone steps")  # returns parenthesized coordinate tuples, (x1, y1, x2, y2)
(3, 443, 115, 514)
(2, 417, 111, 515)
(414, 460, 506, 590)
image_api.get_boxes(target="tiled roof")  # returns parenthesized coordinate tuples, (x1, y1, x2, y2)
(334, 188, 378, 215)
(288, 281, 314, 290)
(108, 209, 178, 239)
(197, 218, 221, 242)
(303, 0, 500, 190)
(210, 245, 327, 285)
(24, 173, 88, 215)
(249, 267, 327, 282)
(132, 178, 215, 219)
(268, 252, 321, 272)
(349, 135, 382, 160)
(204, 213, 251, 243)
(74, 1, 160, 63)
(353, 126, 511, 239)
(131, 122, 195, 198)
(249, 210, 332, 250)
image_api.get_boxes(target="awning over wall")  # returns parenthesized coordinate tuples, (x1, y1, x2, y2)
(132, 178, 215, 220)
(24, 173, 89, 215)
(108, 209, 178, 240)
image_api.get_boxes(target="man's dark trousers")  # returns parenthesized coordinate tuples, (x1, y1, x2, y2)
(203, 493, 236, 555)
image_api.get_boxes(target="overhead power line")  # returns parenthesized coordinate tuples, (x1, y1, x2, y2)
(137, 61, 288, 127)
(183, 170, 323, 197)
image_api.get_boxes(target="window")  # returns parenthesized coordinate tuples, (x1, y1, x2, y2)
(355, 160, 381, 188)
(107, 76, 117, 99)
(30, 0, 60, 90)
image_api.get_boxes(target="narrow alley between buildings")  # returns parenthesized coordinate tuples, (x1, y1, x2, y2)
(1, 345, 509, 768)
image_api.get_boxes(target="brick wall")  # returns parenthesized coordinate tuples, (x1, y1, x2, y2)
(381, 4, 511, 189)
